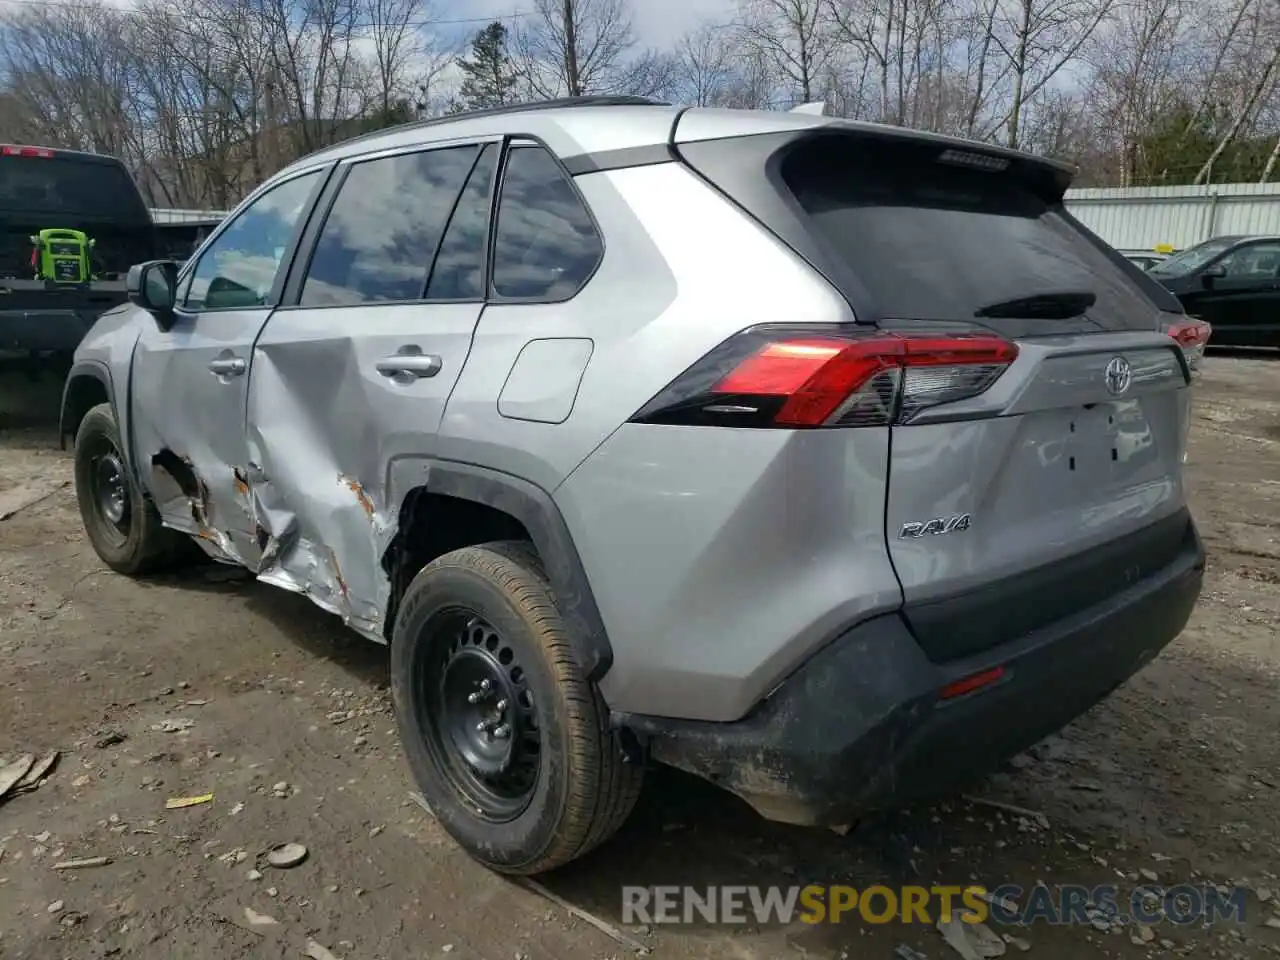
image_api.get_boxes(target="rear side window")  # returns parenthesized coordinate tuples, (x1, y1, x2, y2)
(492, 144, 602, 300)
(425, 143, 498, 300)
(780, 136, 1157, 329)
(301, 145, 479, 306)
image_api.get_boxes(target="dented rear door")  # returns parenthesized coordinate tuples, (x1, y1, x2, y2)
(244, 140, 498, 637)
(130, 167, 329, 563)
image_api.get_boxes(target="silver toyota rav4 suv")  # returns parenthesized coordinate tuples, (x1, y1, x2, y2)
(62, 96, 1205, 875)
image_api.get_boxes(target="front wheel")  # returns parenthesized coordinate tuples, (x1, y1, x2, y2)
(73, 402, 192, 575)
(391, 541, 642, 874)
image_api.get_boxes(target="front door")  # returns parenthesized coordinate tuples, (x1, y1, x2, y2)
(1186, 240, 1280, 345)
(244, 140, 498, 633)
(129, 167, 328, 563)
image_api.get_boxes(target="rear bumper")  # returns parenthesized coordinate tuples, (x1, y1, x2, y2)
(621, 511, 1205, 826)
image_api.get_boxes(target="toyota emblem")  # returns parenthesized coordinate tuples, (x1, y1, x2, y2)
(1104, 356, 1132, 396)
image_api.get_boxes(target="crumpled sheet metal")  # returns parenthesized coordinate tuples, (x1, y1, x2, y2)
(149, 449, 241, 561)
(248, 470, 393, 640)
(241, 350, 399, 642)
(141, 365, 399, 643)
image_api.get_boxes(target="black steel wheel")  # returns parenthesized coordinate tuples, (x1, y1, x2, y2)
(392, 540, 643, 874)
(87, 443, 131, 545)
(73, 402, 193, 575)
(419, 609, 542, 821)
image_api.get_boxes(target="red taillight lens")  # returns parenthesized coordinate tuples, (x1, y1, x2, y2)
(1163, 316, 1210, 374)
(1, 144, 55, 158)
(631, 325, 1019, 429)
(1165, 317, 1210, 348)
(939, 665, 1006, 700)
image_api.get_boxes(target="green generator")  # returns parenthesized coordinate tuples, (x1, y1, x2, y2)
(30, 228, 95, 284)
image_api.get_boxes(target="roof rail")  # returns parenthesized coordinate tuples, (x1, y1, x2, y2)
(317, 96, 671, 155)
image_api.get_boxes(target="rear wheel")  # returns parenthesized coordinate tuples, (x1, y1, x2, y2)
(73, 402, 192, 575)
(391, 541, 642, 874)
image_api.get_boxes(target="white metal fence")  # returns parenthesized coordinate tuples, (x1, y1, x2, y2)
(149, 207, 228, 224)
(1064, 183, 1280, 250)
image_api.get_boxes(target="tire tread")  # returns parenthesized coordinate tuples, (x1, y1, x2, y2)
(400, 539, 641, 874)
(74, 403, 195, 576)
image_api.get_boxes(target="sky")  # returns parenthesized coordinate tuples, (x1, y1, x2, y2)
(449, 0, 736, 49)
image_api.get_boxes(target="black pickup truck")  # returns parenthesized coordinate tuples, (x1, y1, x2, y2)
(1, 144, 157, 361)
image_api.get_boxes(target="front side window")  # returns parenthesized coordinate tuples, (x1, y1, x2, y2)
(1215, 241, 1280, 280)
(1149, 237, 1238, 278)
(491, 144, 602, 300)
(184, 170, 323, 311)
(300, 145, 479, 306)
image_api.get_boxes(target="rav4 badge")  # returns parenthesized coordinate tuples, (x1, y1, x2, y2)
(899, 514, 972, 539)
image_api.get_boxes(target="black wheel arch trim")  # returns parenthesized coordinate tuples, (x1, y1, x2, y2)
(59, 360, 116, 451)
(408, 459, 614, 683)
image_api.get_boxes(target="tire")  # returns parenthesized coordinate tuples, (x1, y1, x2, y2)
(391, 540, 642, 875)
(73, 402, 193, 576)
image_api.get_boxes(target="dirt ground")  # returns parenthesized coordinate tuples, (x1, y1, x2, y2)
(0, 352, 1278, 960)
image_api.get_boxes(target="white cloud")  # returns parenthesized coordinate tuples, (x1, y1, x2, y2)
(627, 0, 735, 47)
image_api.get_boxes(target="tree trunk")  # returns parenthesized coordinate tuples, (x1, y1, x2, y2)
(1007, 0, 1031, 148)
(1193, 45, 1280, 185)
(562, 0, 580, 96)
(1261, 134, 1280, 184)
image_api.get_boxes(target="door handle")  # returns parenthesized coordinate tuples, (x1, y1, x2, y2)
(208, 357, 246, 377)
(376, 353, 442, 380)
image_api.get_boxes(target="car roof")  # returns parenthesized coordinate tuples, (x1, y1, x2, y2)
(1188, 235, 1280, 249)
(293, 96, 683, 173)
(279, 96, 1076, 183)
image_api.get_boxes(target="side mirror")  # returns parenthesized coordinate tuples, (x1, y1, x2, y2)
(1202, 263, 1227, 286)
(127, 260, 179, 330)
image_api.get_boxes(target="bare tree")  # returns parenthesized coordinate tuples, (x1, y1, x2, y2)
(1177, 0, 1254, 143)
(737, 0, 835, 105)
(3, 0, 1280, 199)
(993, 0, 1117, 148)
(514, 0, 645, 98)
(670, 22, 738, 105)
(1086, 0, 1188, 185)
(362, 0, 435, 117)
(1192, 42, 1280, 183)
(1261, 134, 1280, 182)
(827, 0, 953, 125)
(958, 0, 1008, 137)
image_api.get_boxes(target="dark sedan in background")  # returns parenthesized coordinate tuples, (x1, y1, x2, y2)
(1149, 235, 1280, 347)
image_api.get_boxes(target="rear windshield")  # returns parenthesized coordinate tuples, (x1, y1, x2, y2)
(0, 155, 148, 221)
(780, 136, 1159, 329)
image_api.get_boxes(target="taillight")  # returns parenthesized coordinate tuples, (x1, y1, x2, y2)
(1164, 317, 1210, 348)
(630, 325, 1019, 429)
(1163, 316, 1210, 373)
(1, 144, 55, 158)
